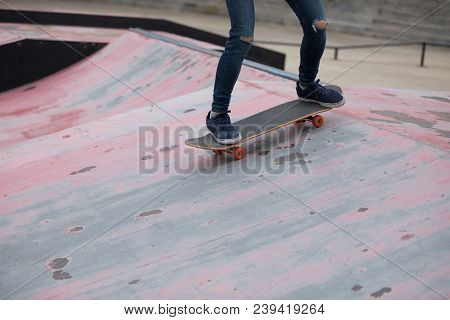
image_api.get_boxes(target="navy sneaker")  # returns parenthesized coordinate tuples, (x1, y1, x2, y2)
(206, 111, 242, 144)
(296, 79, 346, 108)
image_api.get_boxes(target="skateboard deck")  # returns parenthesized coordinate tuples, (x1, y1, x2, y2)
(185, 85, 343, 160)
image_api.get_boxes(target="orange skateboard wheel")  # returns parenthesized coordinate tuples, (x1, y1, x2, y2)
(232, 147, 245, 160)
(312, 115, 324, 128)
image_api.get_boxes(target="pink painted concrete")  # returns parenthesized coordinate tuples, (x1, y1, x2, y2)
(0, 25, 449, 300)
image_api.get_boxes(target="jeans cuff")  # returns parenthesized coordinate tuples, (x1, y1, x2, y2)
(211, 104, 229, 113)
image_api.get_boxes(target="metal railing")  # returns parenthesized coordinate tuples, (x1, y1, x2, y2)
(256, 40, 450, 67)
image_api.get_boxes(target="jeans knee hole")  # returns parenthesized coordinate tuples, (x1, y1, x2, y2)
(312, 20, 328, 32)
(240, 35, 254, 44)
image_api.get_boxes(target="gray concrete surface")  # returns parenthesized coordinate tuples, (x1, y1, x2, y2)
(1, 27, 449, 299)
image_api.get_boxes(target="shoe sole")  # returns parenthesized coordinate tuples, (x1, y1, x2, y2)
(209, 130, 242, 145)
(298, 97, 346, 108)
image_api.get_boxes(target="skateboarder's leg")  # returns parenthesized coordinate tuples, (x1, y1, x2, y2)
(212, 0, 255, 114)
(285, 0, 345, 108)
(285, 0, 326, 86)
(207, 0, 255, 144)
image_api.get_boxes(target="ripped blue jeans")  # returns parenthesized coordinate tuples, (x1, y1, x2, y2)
(212, 0, 327, 113)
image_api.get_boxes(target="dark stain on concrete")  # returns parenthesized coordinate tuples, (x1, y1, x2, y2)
(428, 110, 450, 122)
(381, 93, 397, 97)
(138, 209, 162, 218)
(367, 117, 402, 125)
(436, 129, 450, 138)
(48, 257, 69, 270)
(70, 166, 96, 175)
(176, 59, 190, 71)
(401, 234, 414, 240)
(62, 134, 70, 139)
(274, 152, 309, 165)
(128, 279, 140, 285)
(67, 226, 84, 234)
(53, 270, 72, 280)
(362, 249, 369, 252)
(352, 284, 363, 291)
(422, 96, 450, 104)
(141, 155, 153, 160)
(371, 287, 391, 298)
(358, 208, 368, 212)
(104, 148, 114, 153)
(275, 143, 295, 150)
(257, 150, 270, 156)
(160, 145, 178, 152)
(184, 109, 196, 113)
(24, 85, 36, 91)
(370, 110, 434, 128)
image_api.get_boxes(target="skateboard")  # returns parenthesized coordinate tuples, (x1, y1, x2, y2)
(185, 85, 343, 160)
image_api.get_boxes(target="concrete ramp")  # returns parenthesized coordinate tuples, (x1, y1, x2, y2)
(0, 25, 449, 299)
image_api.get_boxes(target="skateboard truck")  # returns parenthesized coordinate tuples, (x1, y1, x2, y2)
(299, 114, 324, 128)
(213, 147, 246, 160)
